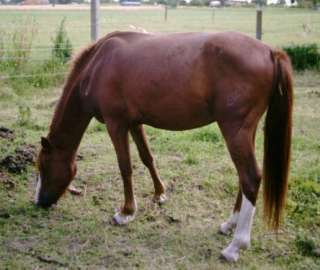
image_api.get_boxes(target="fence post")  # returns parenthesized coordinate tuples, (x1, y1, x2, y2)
(164, 5, 168, 22)
(212, 8, 215, 24)
(91, 0, 100, 41)
(256, 0, 262, 40)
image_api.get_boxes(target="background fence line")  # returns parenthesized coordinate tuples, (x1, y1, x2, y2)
(0, 6, 319, 81)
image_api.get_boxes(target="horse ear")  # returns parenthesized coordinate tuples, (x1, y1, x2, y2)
(41, 137, 52, 152)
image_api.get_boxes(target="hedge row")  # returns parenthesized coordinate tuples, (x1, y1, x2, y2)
(283, 44, 320, 71)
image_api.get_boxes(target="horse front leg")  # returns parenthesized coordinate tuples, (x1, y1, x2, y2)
(107, 121, 137, 225)
(130, 125, 167, 204)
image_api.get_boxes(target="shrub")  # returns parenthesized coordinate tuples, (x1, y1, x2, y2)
(52, 18, 73, 63)
(167, 0, 178, 7)
(283, 44, 320, 71)
(189, 0, 203, 6)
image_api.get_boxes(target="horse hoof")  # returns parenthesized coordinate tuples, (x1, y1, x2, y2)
(112, 212, 135, 225)
(68, 184, 82, 196)
(153, 193, 167, 204)
(219, 222, 233, 235)
(221, 247, 239, 263)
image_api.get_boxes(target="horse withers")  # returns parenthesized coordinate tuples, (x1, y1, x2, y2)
(35, 31, 293, 262)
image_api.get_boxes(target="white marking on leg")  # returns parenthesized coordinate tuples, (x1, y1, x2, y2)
(220, 211, 239, 235)
(221, 194, 255, 262)
(113, 212, 136, 225)
(153, 193, 167, 204)
(34, 175, 41, 204)
(112, 199, 137, 225)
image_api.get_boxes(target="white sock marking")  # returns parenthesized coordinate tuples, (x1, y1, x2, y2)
(34, 175, 41, 204)
(153, 193, 167, 204)
(112, 199, 137, 225)
(113, 212, 135, 225)
(220, 211, 239, 234)
(221, 194, 255, 262)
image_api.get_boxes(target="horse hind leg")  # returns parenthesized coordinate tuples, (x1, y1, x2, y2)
(219, 123, 261, 262)
(219, 125, 257, 235)
(130, 125, 167, 204)
(219, 189, 241, 234)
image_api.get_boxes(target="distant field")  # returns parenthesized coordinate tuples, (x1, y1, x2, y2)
(0, 6, 319, 57)
(0, 5, 320, 270)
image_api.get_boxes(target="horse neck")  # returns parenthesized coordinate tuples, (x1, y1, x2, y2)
(48, 86, 91, 159)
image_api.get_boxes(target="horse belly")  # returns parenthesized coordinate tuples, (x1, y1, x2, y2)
(138, 96, 215, 131)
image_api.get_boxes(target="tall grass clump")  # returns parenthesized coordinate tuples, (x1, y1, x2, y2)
(283, 44, 320, 71)
(2, 18, 38, 70)
(0, 18, 73, 93)
(52, 18, 73, 63)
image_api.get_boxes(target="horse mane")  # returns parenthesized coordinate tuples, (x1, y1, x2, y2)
(48, 32, 121, 135)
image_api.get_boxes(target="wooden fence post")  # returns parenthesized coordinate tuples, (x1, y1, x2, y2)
(164, 5, 168, 22)
(256, 0, 263, 40)
(91, 0, 100, 41)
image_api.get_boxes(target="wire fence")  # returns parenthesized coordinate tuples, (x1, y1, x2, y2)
(0, 5, 319, 81)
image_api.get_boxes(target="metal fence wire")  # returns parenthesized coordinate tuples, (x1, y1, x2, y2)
(0, 5, 319, 81)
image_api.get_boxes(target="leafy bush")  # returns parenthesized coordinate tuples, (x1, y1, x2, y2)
(52, 18, 73, 63)
(187, 0, 210, 5)
(283, 44, 320, 71)
(189, 0, 204, 6)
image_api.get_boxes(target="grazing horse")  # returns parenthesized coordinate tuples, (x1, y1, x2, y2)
(35, 31, 293, 262)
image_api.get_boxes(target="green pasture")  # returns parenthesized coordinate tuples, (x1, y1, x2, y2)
(0, 6, 320, 55)
(0, 6, 320, 270)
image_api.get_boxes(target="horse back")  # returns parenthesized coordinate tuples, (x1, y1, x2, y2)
(87, 31, 275, 130)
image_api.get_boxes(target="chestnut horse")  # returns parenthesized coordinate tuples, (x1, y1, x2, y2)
(35, 31, 293, 262)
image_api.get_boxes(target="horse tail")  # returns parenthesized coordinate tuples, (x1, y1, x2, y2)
(263, 50, 293, 230)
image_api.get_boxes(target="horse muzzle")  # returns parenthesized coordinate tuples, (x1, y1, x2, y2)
(35, 192, 57, 208)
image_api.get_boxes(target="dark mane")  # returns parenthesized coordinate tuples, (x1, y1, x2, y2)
(48, 32, 120, 134)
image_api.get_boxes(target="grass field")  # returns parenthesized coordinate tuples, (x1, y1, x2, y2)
(0, 6, 320, 270)
(0, 6, 320, 54)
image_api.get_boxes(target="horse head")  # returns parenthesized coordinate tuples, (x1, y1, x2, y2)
(35, 137, 77, 208)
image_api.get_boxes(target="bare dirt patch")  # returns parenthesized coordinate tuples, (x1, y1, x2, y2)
(0, 144, 36, 174)
(0, 126, 15, 141)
